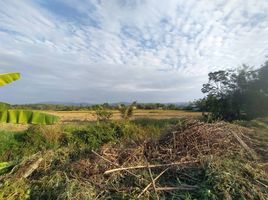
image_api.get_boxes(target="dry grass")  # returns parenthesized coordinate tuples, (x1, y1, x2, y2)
(0, 123, 29, 132)
(0, 110, 201, 132)
(27, 125, 63, 144)
(47, 109, 201, 122)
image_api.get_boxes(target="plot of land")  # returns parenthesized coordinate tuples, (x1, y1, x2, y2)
(47, 109, 202, 122)
(0, 110, 201, 132)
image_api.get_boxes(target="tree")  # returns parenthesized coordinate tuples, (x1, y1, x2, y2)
(94, 105, 113, 122)
(199, 62, 268, 121)
(0, 72, 59, 124)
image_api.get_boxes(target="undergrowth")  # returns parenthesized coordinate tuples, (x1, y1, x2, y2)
(0, 119, 165, 162)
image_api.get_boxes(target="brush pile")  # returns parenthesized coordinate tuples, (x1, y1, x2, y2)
(67, 119, 258, 198)
(75, 119, 252, 171)
(146, 119, 255, 162)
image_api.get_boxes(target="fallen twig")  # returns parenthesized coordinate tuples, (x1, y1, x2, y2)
(22, 157, 43, 179)
(230, 130, 258, 160)
(155, 185, 199, 191)
(138, 168, 169, 198)
(92, 150, 145, 181)
(255, 179, 268, 188)
(146, 158, 159, 200)
(104, 160, 197, 175)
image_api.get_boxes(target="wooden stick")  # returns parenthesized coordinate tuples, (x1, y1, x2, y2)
(230, 130, 257, 160)
(156, 185, 199, 191)
(92, 150, 118, 166)
(255, 179, 268, 188)
(146, 160, 159, 200)
(22, 157, 43, 179)
(138, 168, 169, 198)
(104, 160, 197, 175)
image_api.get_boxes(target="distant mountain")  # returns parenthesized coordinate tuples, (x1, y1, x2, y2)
(22, 102, 94, 106)
(14, 101, 190, 107)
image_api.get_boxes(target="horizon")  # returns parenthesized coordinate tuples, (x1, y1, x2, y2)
(11, 101, 190, 106)
(1, 0, 268, 104)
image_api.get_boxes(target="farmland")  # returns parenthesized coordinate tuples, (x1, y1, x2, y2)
(48, 109, 202, 122)
(0, 109, 201, 132)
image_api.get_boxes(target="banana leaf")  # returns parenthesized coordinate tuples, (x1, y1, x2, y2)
(31, 111, 59, 125)
(0, 73, 20, 87)
(0, 110, 8, 122)
(0, 72, 59, 125)
(0, 102, 10, 111)
(0, 110, 59, 125)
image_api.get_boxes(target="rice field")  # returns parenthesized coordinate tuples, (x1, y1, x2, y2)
(47, 109, 202, 122)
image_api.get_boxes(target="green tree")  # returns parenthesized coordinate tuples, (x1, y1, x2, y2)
(199, 62, 268, 121)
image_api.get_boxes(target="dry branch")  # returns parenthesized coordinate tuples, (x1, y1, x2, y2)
(104, 160, 197, 174)
(138, 168, 169, 198)
(91, 150, 145, 181)
(146, 159, 159, 200)
(230, 130, 258, 160)
(22, 157, 43, 179)
(155, 185, 199, 191)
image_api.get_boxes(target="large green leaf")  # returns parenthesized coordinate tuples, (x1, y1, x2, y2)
(0, 72, 59, 124)
(31, 110, 59, 125)
(0, 110, 8, 122)
(0, 110, 59, 125)
(0, 102, 10, 111)
(0, 73, 20, 87)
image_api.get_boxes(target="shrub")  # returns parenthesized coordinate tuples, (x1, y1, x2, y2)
(94, 105, 113, 122)
(71, 122, 118, 149)
(118, 102, 136, 120)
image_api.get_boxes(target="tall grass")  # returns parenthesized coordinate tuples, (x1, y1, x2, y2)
(0, 119, 170, 162)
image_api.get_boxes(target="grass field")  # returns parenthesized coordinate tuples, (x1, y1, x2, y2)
(47, 109, 202, 122)
(0, 109, 201, 132)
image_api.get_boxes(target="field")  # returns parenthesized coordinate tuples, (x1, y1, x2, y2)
(0, 110, 201, 132)
(47, 109, 202, 122)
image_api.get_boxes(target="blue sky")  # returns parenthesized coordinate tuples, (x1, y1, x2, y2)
(0, 0, 268, 104)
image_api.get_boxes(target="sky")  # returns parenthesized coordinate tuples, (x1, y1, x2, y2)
(0, 0, 268, 104)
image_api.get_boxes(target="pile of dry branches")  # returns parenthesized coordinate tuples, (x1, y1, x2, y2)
(146, 119, 256, 162)
(68, 119, 256, 198)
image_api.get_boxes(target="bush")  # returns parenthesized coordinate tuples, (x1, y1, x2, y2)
(94, 106, 113, 122)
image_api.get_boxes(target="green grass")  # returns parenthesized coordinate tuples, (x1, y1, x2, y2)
(234, 117, 268, 162)
(0, 120, 169, 162)
(132, 118, 184, 128)
(0, 130, 22, 161)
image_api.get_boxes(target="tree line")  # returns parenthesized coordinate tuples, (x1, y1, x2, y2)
(11, 102, 185, 111)
(194, 61, 268, 121)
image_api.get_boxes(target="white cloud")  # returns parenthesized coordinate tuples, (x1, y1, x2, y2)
(0, 0, 267, 103)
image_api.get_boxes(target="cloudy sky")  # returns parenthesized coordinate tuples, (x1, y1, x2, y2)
(0, 0, 267, 104)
